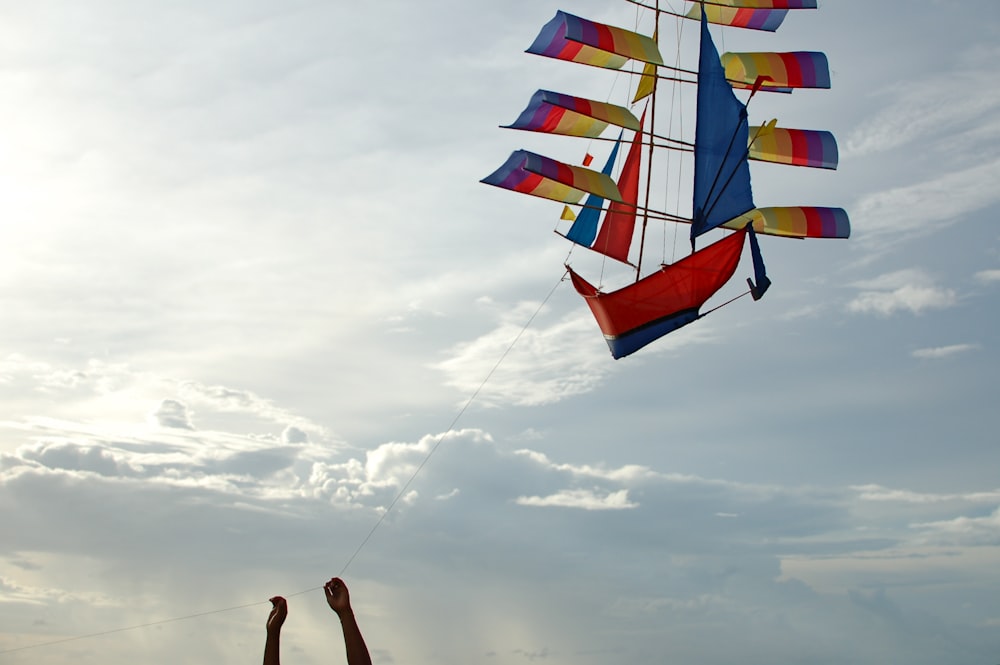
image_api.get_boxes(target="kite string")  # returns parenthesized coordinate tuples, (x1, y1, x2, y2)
(337, 271, 565, 578)
(0, 600, 266, 655)
(0, 274, 566, 657)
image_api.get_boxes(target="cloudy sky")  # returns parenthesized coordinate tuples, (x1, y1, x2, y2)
(2, 1, 999, 663)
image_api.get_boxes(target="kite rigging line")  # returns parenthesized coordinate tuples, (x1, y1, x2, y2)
(0, 274, 567, 657)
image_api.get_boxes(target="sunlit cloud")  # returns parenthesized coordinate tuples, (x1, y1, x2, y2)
(433, 304, 613, 407)
(177, 381, 329, 437)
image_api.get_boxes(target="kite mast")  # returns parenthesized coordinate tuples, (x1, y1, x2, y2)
(634, 0, 660, 280)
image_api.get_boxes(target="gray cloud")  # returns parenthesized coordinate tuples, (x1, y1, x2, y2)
(151, 399, 194, 430)
(2, 412, 999, 663)
(281, 426, 308, 444)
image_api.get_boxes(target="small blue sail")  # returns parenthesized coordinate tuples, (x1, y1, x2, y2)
(565, 132, 623, 247)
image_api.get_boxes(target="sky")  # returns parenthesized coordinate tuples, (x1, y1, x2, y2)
(1, 1, 999, 663)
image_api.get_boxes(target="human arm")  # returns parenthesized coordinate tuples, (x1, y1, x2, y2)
(263, 596, 287, 665)
(324, 578, 372, 665)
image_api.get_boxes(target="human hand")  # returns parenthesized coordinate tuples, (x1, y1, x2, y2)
(267, 596, 288, 633)
(323, 577, 352, 616)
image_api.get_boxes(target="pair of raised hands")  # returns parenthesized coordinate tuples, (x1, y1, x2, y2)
(267, 577, 353, 633)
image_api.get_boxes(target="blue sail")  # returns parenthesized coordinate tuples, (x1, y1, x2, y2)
(691, 12, 754, 242)
(565, 132, 623, 247)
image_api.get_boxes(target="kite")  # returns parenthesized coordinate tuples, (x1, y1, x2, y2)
(482, 1, 849, 359)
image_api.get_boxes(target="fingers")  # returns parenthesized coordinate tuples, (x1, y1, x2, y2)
(323, 578, 351, 614)
(268, 596, 288, 622)
(266, 595, 288, 632)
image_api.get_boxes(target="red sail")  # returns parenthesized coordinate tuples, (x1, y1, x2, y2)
(569, 226, 748, 358)
(591, 108, 646, 264)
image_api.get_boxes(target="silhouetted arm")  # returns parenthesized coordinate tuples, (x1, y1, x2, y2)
(264, 596, 287, 665)
(324, 578, 372, 665)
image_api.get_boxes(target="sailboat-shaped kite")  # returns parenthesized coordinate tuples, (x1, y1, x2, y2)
(482, 0, 848, 359)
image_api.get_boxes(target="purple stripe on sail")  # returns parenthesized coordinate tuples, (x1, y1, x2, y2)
(745, 9, 787, 31)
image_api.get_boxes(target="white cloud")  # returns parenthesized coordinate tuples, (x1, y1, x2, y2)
(847, 285, 955, 315)
(852, 484, 1000, 504)
(911, 344, 978, 359)
(845, 71, 1000, 158)
(0, 356, 135, 397)
(435, 488, 460, 501)
(510, 428, 545, 442)
(850, 158, 1000, 250)
(778, 303, 826, 321)
(851, 270, 930, 291)
(513, 449, 659, 484)
(0, 575, 120, 608)
(177, 381, 329, 438)
(911, 507, 1000, 546)
(433, 294, 735, 409)
(515, 488, 637, 510)
(0, 356, 335, 458)
(975, 269, 1000, 283)
(847, 269, 956, 315)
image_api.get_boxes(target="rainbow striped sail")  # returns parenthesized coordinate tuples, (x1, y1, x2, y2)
(710, 0, 817, 8)
(723, 51, 831, 89)
(527, 11, 663, 70)
(749, 127, 839, 169)
(503, 90, 641, 138)
(723, 206, 850, 239)
(481, 150, 622, 204)
(685, 4, 788, 31)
